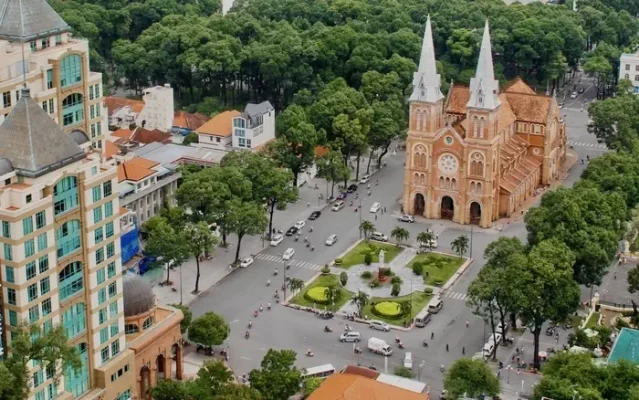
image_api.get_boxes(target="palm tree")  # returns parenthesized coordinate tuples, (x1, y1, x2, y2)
(325, 285, 342, 309)
(359, 220, 375, 241)
(350, 291, 370, 314)
(390, 226, 410, 246)
(399, 301, 412, 323)
(288, 278, 305, 294)
(451, 235, 470, 258)
(417, 231, 436, 251)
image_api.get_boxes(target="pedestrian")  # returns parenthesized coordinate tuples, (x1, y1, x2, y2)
(375, 214, 378, 221)
(446, 344, 449, 352)
(462, 347, 465, 355)
(431, 332, 434, 339)
(466, 320, 469, 328)
(384, 206, 387, 213)
(307, 202, 310, 207)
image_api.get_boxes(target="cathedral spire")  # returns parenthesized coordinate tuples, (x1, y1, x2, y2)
(467, 20, 500, 110)
(409, 15, 443, 103)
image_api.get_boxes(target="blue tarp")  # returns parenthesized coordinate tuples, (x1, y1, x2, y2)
(120, 226, 140, 264)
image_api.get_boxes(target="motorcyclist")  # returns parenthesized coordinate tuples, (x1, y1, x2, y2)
(267, 302, 271, 310)
(248, 320, 252, 328)
(309, 226, 314, 232)
(266, 279, 270, 286)
(274, 268, 278, 275)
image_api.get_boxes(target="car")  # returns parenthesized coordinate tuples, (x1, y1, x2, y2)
(270, 234, 284, 246)
(282, 248, 295, 260)
(325, 234, 338, 246)
(347, 184, 358, 193)
(578, 87, 585, 94)
(369, 202, 381, 213)
(369, 320, 390, 332)
(359, 175, 370, 184)
(285, 226, 298, 236)
(309, 211, 321, 220)
(570, 92, 578, 99)
(332, 200, 346, 211)
(398, 215, 415, 223)
(295, 220, 306, 230)
(370, 232, 388, 242)
(339, 332, 361, 342)
(239, 257, 254, 268)
(403, 352, 413, 369)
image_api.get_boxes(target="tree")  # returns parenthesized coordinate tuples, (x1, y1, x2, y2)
(466, 270, 503, 360)
(151, 379, 189, 400)
(184, 222, 219, 293)
(316, 149, 351, 198)
(196, 360, 233, 396)
(249, 349, 302, 400)
(340, 271, 348, 286)
(188, 312, 229, 347)
(324, 284, 342, 307)
(629, 266, 639, 294)
(393, 366, 414, 378)
(217, 384, 261, 400)
(417, 231, 436, 251)
(287, 277, 305, 294)
(303, 377, 322, 397)
(226, 199, 268, 262)
(399, 300, 412, 321)
(170, 304, 193, 333)
(359, 220, 375, 240)
(444, 359, 500, 399)
(451, 235, 469, 258)
(390, 226, 409, 246)
(351, 291, 370, 314)
(514, 239, 581, 370)
(391, 282, 401, 296)
(2, 322, 81, 400)
(143, 216, 190, 285)
(182, 131, 199, 146)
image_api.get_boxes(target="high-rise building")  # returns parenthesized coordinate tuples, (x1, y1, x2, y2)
(0, 0, 107, 149)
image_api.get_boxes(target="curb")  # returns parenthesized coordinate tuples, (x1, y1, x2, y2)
(441, 257, 474, 291)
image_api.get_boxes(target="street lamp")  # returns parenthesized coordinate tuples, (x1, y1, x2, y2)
(358, 199, 363, 238)
(417, 360, 426, 381)
(179, 263, 183, 305)
(469, 223, 474, 258)
(507, 365, 512, 384)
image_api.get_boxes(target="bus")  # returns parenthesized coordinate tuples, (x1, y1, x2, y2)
(301, 364, 336, 380)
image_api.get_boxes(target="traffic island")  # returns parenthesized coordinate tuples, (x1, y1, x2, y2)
(334, 240, 402, 269)
(359, 292, 433, 326)
(406, 251, 466, 286)
(288, 273, 353, 312)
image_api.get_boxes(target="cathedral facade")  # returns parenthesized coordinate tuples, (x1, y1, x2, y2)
(403, 18, 566, 228)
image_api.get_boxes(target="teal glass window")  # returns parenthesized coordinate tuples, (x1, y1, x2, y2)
(103, 181, 112, 197)
(143, 317, 153, 330)
(26, 261, 36, 280)
(24, 239, 35, 257)
(23, 216, 33, 235)
(106, 242, 115, 258)
(28, 283, 38, 301)
(100, 328, 108, 344)
(62, 93, 84, 126)
(47, 383, 56, 399)
(111, 340, 120, 356)
(38, 255, 49, 273)
(101, 347, 109, 363)
(64, 342, 89, 397)
(59, 262, 83, 301)
(95, 227, 104, 244)
(28, 305, 39, 322)
(110, 322, 118, 337)
(98, 288, 106, 304)
(105, 222, 114, 238)
(34, 390, 44, 400)
(96, 248, 104, 264)
(108, 283, 117, 299)
(46, 69, 53, 89)
(33, 370, 43, 387)
(99, 308, 107, 324)
(8, 310, 17, 326)
(62, 303, 86, 339)
(92, 186, 101, 202)
(97, 267, 105, 284)
(60, 55, 82, 88)
(37, 233, 47, 251)
(35, 211, 46, 229)
(5, 266, 14, 283)
(56, 220, 81, 259)
(40, 276, 50, 295)
(42, 319, 52, 333)
(109, 300, 117, 316)
(94, 207, 102, 223)
(54, 177, 79, 216)
(107, 262, 116, 278)
(116, 389, 131, 400)
(6, 288, 15, 305)
(3, 243, 11, 260)
(2, 220, 10, 238)
(41, 298, 51, 316)
(104, 201, 113, 217)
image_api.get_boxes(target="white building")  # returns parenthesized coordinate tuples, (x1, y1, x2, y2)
(0, 0, 107, 149)
(107, 84, 174, 131)
(620, 51, 639, 94)
(196, 101, 275, 152)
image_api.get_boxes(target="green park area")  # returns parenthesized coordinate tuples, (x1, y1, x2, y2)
(360, 292, 432, 326)
(289, 274, 353, 311)
(337, 241, 402, 268)
(406, 252, 465, 286)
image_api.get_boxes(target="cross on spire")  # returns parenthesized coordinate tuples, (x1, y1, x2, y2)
(409, 15, 443, 104)
(467, 20, 500, 110)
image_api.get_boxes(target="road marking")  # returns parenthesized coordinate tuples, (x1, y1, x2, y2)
(443, 291, 468, 301)
(239, 356, 252, 361)
(230, 319, 239, 324)
(254, 253, 323, 271)
(567, 141, 607, 150)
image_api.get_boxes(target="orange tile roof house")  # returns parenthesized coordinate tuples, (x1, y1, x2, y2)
(308, 373, 429, 400)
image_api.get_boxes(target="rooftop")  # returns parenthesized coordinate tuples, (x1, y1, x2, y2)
(105, 97, 144, 116)
(196, 110, 241, 137)
(0, 0, 71, 41)
(308, 372, 429, 400)
(608, 327, 639, 365)
(117, 157, 159, 182)
(173, 111, 210, 131)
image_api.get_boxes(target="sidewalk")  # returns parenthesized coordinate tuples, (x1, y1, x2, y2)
(150, 159, 391, 305)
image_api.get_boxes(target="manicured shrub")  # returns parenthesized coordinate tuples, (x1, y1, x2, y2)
(412, 262, 424, 275)
(361, 271, 373, 279)
(391, 276, 402, 285)
(424, 287, 434, 295)
(364, 253, 373, 265)
(340, 271, 348, 286)
(383, 268, 393, 276)
(321, 266, 331, 274)
(334, 258, 343, 265)
(374, 301, 401, 317)
(370, 278, 380, 288)
(304, 286, 329, 304)
(391, 283, 401, 296)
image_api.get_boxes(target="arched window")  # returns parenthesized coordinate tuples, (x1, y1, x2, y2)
(54, 176, 79, 215)
(472, 116, 478, 138)
(143, 317, 154, 330)
(62, 93, 84, 126)
(413, 173, 420, 184)
(57, 220, 81, 259)
(451, 178, 457, 190)
(59, 261, 83, 300)
(477, 161, 484, 175)
(479, 117, 486, 139)
(471, 182, 476, 192)
(635, 75, 639, 81)
(445, 177, 450, 189)
(420, 153, 427, 169)
(625, 74, 630, 80)
(413, 153, 420, 168)
(439, 177, 444, 188)
(415, 111, 422, 131)
(477, 182, 482, 193)
(421, 109, 429, 131)
(419, 174, 425, 185)
(65, 342, 89, 397)
(60, 54, 82, 88)
(125, 324, 139, 334)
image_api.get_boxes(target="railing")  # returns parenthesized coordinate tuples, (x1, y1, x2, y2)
(119, 172, 180, 204)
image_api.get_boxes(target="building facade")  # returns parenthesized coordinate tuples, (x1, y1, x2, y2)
(0, 0, 107, 150)
(107, 85, 175, 132)
(619, 51, 639, 94)
(403, 18, 566, 228)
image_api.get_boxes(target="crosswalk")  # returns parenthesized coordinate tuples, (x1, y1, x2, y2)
(561, 107, 585, 112)
(442, 291, 468, 301)
(567, 141, 607, 150)
(254, 253, 323, 271)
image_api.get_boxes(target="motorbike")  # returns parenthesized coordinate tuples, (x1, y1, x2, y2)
(267, 303, 271, 310)
(286, 264, 291, 270)
(306, 242, 310, 248)
(248, 321, 252, 329)
(395, 337, 401, 344)
(245, 331, 250, 339)
(306, 351, 314, 357)
(324, 326, 332, 333)
(398, 342, 405, 349)
(254, 310, 258, 318)
(344, 325, 352, 332)
(295, 236, 299, 242)
(354, 347, 362, 354)
(311, 246, 315, 251)
(274, 270, 278, 276)
(309, 226, 314, 232)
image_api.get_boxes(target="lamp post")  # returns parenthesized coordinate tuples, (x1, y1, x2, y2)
(358, 199, 363, 238)
(507, 365, 512, 384)
(283, 270, 287, 302)
(179, 263, 183, 305)
(469, 223, 474, 258)
(418, 360, 425, 381)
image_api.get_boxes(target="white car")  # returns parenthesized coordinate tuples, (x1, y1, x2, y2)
(359, 175, 370, 184)
(294, 220, 306, 230)
(398, 215, 415, 223)
(283, 248, 295, 260)
(370, 232, 388, 242)
(570, 92, 578, 99)
(239, 257, 254, 268)
(325, 234, 338, 246)
(404, 352, 413, 369)
(270, 234, 284, 247)
(369, 202, 381, 213)
(369, 320, 390, 331)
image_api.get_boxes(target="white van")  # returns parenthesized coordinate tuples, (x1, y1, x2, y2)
(332, 200, 346, 211)
(339, 332, 361, 342)
(370, 202, 381, 213)
(414, 310, 432, 327)
(483, 341, 496, 357)
(428, 298, 443, 314)
(487, 333, 502, 346)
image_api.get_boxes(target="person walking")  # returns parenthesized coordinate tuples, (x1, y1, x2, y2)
(446, 344, 449, 352)
(462, 347, 465, 355)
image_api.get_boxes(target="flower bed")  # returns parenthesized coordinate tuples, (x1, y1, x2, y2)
(305, 286, 329, 304)
(373, 301, 402, 317)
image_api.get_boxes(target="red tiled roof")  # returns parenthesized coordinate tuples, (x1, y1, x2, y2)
(173, 111, 210, 131)
(131, 128, 172, 144)
(105, 96, 144, 116)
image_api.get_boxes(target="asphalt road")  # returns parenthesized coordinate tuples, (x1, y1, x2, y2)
(188, 72, 607, 397)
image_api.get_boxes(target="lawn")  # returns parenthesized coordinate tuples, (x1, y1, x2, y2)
(360, 292, 433, 326)
(406, 252, 465, 286)
(338, 241, 403, 268)
(289, 274, 353, 311)
(586, 312, 601, 328)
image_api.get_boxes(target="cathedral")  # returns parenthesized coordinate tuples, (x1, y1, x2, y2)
(402, 18, 566, 228)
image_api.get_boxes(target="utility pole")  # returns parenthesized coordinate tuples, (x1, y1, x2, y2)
(358, 199, 363, 238)
(469, 223, 474, 258)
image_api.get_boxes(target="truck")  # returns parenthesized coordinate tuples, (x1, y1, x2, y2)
(368, 337, 392, 356)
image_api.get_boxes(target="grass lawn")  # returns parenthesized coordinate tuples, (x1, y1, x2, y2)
(338, 241, 403, 268)
(585, 312, 601, 328)
(289, 274, 353, 311)
(360, 292, 432, 326)
(406, 252, 465, 286)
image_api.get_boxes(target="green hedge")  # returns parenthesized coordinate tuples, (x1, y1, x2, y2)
(371, 301, 405, 320)
(304, 287, 330, 305)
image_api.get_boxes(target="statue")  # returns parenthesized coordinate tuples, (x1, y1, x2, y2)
(379, 249, 385, 267)
(624, 240, 630, 255)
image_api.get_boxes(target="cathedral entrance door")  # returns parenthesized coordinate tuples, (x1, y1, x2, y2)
(413, 193, 425, 215)
(470, 202, 481, 225)
(441, 196, 454, 220)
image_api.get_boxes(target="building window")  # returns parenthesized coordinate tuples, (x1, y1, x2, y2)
(47, 383, 57, 399)
(36, 211, 46, 229)
(89, 86, 94, 100)
(4, 243, 12, 260)
(98, 288, 106, 304)
(109, 301, 118, 317)
(100, 328, 108, 344)
(26, 194, 32, 203)
(96, 247, 105, 264)
(25, 239, 35, 257)
(48, 98, 54, 113)
(60, 54, 82, 88)
(23, 216, 33, 235)
(54, 177, 79, 216)
(626, 64, 631, 70)
(41, 37, 50, 49)
(99, 308, 107, 324)
(111, 339, 120, 356)
(97, 267, 105, 284)
(95, 227, 104, 244)
(55, 34, 62, 45)
(41, 298, 52, 316)
(37, 233, 48, 252)
(58, 262, 83, 301)
(101, 346, 110, 363)
(15, 90, 20, 103)
(5, 266, 14, 283)
(56, 220, 81, 259)
(29, 305, 39, 322)
(40, 276, 50, 295)
(107, 262, 116, 278)
(108, 282, 117, 298)
(38, 255, 49, 273)
(28, 283, 38, 301)
(64, 343, 89, 397)
(2, 220, 10, 238)
(8, 310, 18, 326)
(62, 93, 84, 126)
(107, 242, 115, 258)
(30, 41, 37, 51)
(104, 201, 113, 217)
(111, 322, 119, 337)
(105, 222, 114, 238)
(94, 207, 103, 223)
(625, 74, 630, 80)
(143, 317, 153, 330)
(92, 186, 101, 202)
(238, 138, 246, 147)
(2, 91, 10, 108)
(42, 101, 48, 112)
(46, 69, 53, 89)
(7, 288, 16, 305)
(26, 261, 37, 280)
(62, 304, 86, 339)
(103, 181, 112, 197)
(33, 370, 44, 388)
(125, 323, 139, 334)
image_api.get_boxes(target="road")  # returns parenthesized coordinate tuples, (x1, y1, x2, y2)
(188, 72, 605, 397)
